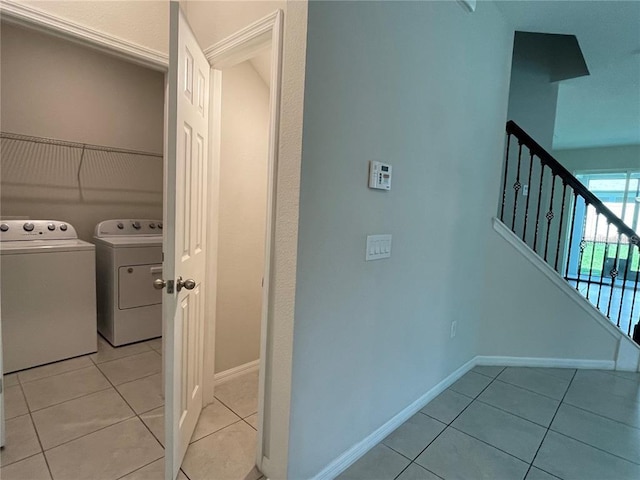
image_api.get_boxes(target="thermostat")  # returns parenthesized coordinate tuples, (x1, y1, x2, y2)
(369, 161, 392, 190)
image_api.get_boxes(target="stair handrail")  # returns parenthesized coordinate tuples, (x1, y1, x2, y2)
(506, 120, 639, 245)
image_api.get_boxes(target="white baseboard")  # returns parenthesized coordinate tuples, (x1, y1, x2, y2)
(214, 360, 259, 385)
(313, 353, 626, 479)
(311, 357, 476, 480)
(475, 355, 615, 370)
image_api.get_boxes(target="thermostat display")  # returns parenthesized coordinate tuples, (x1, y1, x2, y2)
(369, 161, 392, 190)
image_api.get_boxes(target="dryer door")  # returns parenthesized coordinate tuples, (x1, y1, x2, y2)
(119, 264, 163, 309)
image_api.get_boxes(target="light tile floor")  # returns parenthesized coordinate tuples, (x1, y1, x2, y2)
(1, 335, 263, 480)
(338, 366, 640, 480)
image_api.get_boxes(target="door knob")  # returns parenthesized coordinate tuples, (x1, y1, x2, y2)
(153, 278, 167, 290)
(177, 277, 196, 292)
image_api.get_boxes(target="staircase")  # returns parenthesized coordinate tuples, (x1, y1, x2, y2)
(500, 121, 640, 345)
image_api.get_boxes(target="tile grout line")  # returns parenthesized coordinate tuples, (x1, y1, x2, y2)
(17, 360, 96, 386)
(188, 418, 245, 447)
(491, 377, 568, 402)
(392, 369, 505, 480)
(523, 368, 578, 479)
(103, 347, 169, 478)
(41, 413, 137, 453)
(213, 394, 251, 421)
(546, 427, 640, 467)
(89, 346, 155, 367)
(3, 380, 55, 479)
(92, 357, 167, 458)
(22, 355, 160, 414)
(445, 424, 538, 466)
(7, 346, 262, 479)
(113, 457, 162, 480)
(242, 417, 258, 432)
(25, 385, 114, 414)
(560, 399, 640, 431)
(472, 397, 556, 429)
(32, 364, 160, 478)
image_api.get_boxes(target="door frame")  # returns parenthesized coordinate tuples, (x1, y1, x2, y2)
(202, 10, 284, 469)
(0, 3, 287, 473)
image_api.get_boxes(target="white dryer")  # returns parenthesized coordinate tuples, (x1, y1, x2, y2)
(0, 220, 97, 373)
(94, 219, 163, 346)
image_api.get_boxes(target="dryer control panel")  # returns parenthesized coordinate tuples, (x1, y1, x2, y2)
(0, 220, 78, 241)
(94, 219, 163, 237)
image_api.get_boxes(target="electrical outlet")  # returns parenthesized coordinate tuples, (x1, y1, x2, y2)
(450, 321, 457, 339)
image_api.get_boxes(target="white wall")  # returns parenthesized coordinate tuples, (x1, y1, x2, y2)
(215, 60, 270, 374)
(0, 23, 164, 241)
(289, 2, 513, 477)
(15, 0, 169, 55)
(1, 22, 164, 152)
(554, 144, 640, 173)
(480, 224, 619, 361)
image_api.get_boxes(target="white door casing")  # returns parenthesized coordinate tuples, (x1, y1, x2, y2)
(0, 300, 5, 447)
(165, 2, 210, 479)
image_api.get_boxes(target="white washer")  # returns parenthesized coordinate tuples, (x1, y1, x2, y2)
(0, 220, 97, 374)
(93, 219, 163, 346)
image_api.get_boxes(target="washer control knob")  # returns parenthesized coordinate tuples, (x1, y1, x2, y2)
(117, 222, 124, 229)
(59, 224, 68, 231)
(23, 222, 35, 232)
(0, 223, 9, 232)
(47, 223, 56, 231)
(149, 223, 156, 229)
(132, 221, 141, 230)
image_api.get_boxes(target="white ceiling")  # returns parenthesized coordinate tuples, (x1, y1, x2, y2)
(496, 0, 640, 150)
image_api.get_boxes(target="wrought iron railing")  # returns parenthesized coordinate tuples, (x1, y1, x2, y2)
(501, 121, 640, 344)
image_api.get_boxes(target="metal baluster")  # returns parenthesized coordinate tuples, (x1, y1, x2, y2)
(576, 200, 590, 292)
(617, 234, 632, 335)
(533, 164, 545, 252)
(597, 222, 611, 310)
(543, 174, 557, 262)
(629, 241, 640, 337)
(500, 132, 511, 222)
(511, 142, 524, 232)
(555, 182, 568, 272)
(607, 232, 622, 324)
(522, 149, 535, 243)
(564, 191, 579, 280)
(586, 211, 600, 300)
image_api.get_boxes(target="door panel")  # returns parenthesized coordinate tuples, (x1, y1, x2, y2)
(165, 2, 210, 479)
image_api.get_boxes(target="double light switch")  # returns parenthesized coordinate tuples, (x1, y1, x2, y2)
(366, 234, 392, 261)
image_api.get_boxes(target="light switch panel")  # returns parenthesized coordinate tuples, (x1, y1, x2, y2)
(366, 234, 392, 261)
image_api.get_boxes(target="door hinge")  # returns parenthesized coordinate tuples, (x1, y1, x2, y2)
(167, 280, 174, 294)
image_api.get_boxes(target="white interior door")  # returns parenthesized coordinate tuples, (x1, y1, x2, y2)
(164, 2, 210, 479)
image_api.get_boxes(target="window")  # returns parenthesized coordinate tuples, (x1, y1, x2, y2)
(566, 170, 640, 282)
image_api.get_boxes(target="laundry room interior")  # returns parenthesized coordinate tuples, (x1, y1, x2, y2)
(1, 17, 271, 478)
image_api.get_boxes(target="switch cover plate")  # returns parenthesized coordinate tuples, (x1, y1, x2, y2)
(366, 234, 392, 261)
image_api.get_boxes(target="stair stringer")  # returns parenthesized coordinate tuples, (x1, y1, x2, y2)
(491, 217, 640, 372)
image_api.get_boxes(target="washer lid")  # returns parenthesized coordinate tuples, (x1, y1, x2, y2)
(93, 236, 163, 248)
(0, 239, 95, 254)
